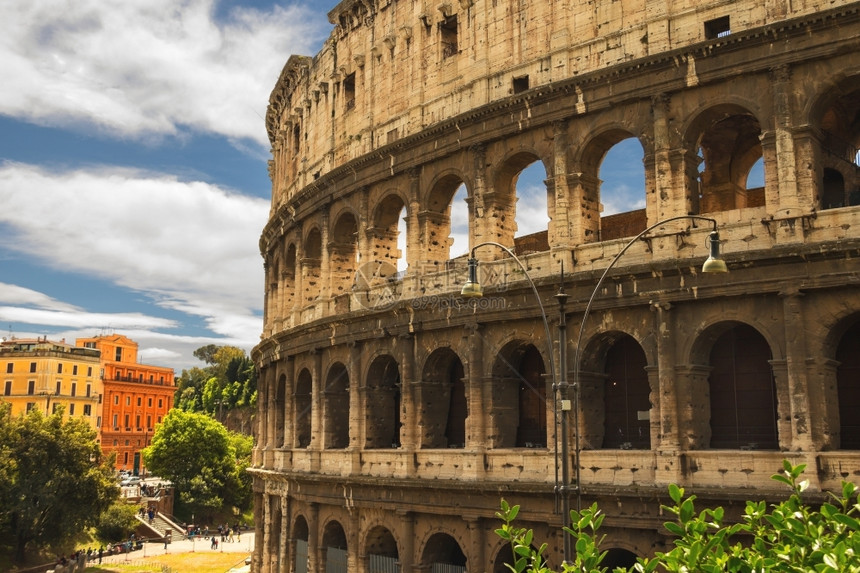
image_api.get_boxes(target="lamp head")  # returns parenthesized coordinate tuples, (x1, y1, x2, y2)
(461, 258, 484, 297)
(702, 230, 728, 273)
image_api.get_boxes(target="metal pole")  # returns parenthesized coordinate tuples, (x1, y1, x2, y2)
(555, 272, 572, 565)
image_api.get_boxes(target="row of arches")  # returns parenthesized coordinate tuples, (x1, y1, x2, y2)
(265, 83, 860, 333)
(263, 314, 860, 454)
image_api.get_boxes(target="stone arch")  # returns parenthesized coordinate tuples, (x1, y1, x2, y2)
(694, 321, 778, 450)
(808, 73, 860, 209)
(603, 547, 639, 570)
(364, 525, 399, 571)
(294, 368, 312, 448)
(683, 103, 766, 214)
(423, 171, 470, 268)
(489, 150, 551, 253)
(283, 242, 297, 317)
(323, 362, 350, 449)
(832, 313, 860, 449)
(418, 346, 467, 449)
(365, 354, 401, 449)
(329, 209, 360, 298)
(293, 514, 310, 573)
(265, 244, 281, 332)
(490, 338, 548, 448)
(419, 531, 467, 571)
(321, 519, 348, 573)
(370, 192, 409, 273)
(576, 128, 647, 243)
(302, 227, 323, 305)
(577, 330, 651, 450)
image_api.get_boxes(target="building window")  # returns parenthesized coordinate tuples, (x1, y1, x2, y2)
(124, 414, 130, 427)
(115, 347, 122, 361)
(114, 395, 119, 405)
(27, 380, 35, 395)
(123, 452, 129, 464)
(84, 404, 91, 416)
(72, 365, 78, 375)
(704, 16, 731, 39)
(150, 375, 154, 383)
(158, 398, 163, 408)
(148, 397, 153, 407)
(160, 376, 164, 383)
(29, 362, 36, 373)
(71, 383, 77, 397)
(147, 415, 152, 428)
(512, 75, 529, 94)
(96, 416, 101, 426)
(86, 384, 91, 397)
(26, 402, 35, 412)
(137, 397, 142, 406)
(52, 403, 59, 414)
(113, 439, 118, 446)
(55, 381, 61, 395)
(4, 381, 10, 395)
(87, 366, 92, 377)
(126, 396, 130, 406)
(57, 363, 63, 374)
(69, 403, 75, 415)
(136, 415, 141, 428)
(113, 414, 118, 427)
(5, 363, 12, 374)
(440, 14, 458, 58)
(139, 374, 143, 382)
(84, 342, 95, 349)
(344, 72, 356, 111)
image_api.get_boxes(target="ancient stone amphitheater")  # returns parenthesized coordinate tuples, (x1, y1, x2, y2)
(250, 0, 860, 571)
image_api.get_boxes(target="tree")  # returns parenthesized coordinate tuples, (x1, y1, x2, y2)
(193, 344, 220, 365)
(142, 409, 252, 522)
(0, 403, 118, 563)
(496, 461, 860, 572)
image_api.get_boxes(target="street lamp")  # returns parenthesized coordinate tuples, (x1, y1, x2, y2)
(461, 241, 571, 562)
(462, 217, 727, 566)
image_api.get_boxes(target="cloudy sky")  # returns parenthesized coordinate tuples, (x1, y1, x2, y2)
(0, 0, 649, 374)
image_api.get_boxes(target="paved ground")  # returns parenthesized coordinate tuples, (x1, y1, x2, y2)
(94, 531, 254, 572)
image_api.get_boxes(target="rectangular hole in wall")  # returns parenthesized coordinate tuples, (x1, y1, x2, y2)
(704, 16, 731, 39)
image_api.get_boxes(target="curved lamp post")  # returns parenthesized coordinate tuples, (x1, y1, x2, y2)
(462, 217, 727, 567)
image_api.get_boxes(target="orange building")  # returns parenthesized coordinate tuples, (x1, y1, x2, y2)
(77, 334, 175, 475)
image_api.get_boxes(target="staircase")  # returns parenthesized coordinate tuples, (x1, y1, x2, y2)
(135, 512, 185, 540)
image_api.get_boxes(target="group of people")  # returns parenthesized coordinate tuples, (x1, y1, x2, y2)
(52, 549, 90, 572)
(197, 522, 243, 549)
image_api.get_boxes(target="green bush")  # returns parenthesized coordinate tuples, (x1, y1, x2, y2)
(95, 503, 139, 542)
(496, 460, 860, 572)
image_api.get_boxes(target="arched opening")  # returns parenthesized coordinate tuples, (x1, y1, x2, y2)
(324, 363, 350, 449)
(837, 319, 860, 449)
(708, 323, 777, 450)
(822, 168, 846, 209)
(371, 194, 408, 273)
(294, 368, 312, 448)
(817, 83, 860, 209)
(330, 211, 359, 297)
(491, 542, 540, 573)
(294, 516, 309, 573)
(493, 153, 549, 255)
(421, 532, 467, 572)
(365, 355, 401, 449)
(366, 526, 399, 572)
(266, 248, 280, 329)
(603, 335, 650, 450)
(322, 521, 348, 573)
(689, 107, 764, 213)
(303, 228, 322, 305)
(580, 132, 647, 242)
(491, 341, 548, 448)
(419, 347, 467, 448)
(284, 243, 297, 317)
(424, 175, 469, 271)
(603, 548, 639, 570)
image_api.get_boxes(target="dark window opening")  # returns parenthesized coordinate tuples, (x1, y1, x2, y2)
(705, 16, 731, 39)
(344, 73, 356, 111)
(440, 15, 458, 58)
(513, 75, 529, 94)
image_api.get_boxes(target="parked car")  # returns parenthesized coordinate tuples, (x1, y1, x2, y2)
(121, 476, 142, 487)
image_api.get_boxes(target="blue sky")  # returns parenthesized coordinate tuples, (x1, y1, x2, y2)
(0, 0, 330, 372)
(0, 0, 658, 374)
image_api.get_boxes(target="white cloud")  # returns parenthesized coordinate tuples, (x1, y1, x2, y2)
(0, 161, 266, 349)
(0, 0, 327, 146)
(0, 282, 80, 312)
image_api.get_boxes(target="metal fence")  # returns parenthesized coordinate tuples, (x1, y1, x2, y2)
(368, 554, 400, 573)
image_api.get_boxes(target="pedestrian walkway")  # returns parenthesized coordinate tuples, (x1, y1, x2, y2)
(96, 531, 254, 571)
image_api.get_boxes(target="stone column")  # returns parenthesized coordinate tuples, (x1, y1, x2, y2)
(308, 503, 320, 573)
(320, 206, 332, 299)
(466, 516, 485, 571)
(466, 323, 487, 479)
(310, 350, 322, 452)
(406, 168, 421, 276)
(349, 510, 362, 573)
(279, 494, 290, 573)
(292, 234, 304, 324)
(253, 489, 265, 572)
(349, 341, 363, 473)
(771, 64, 802, 218)
(282, 357, 294, 449)
(469, 143, 488, 250)
(549, 120, 571, 248)
(399, 334, 418, 462)
(651, 302, 682, 486)
(779, 289, 814, 452)
(398, 510, 415, 572)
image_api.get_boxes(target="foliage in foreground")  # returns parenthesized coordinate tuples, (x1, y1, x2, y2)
(95, 502, 140, 543)
(496, 461, 860, 572)
(142, 409, 253, 523)
(0, 403, 118, 563)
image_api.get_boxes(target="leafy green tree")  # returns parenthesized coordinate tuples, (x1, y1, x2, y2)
(193, 344, 220, 365)
(496, 461, 860, 572)
(95, 502, 139, 542)
(142, 409, 252, 522)
(0, 403, 118, 563)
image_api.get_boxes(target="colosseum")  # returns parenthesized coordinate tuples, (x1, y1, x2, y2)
(250, 0, 860, 570)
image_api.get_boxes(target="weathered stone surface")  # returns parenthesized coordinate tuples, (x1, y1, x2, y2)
(252, 0, 860, 571)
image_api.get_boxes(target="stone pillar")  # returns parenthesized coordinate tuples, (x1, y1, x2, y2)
(263, 261, 272, 336)
(770, 64, 802, 218)
(279, 494, 290, 573)
(398, 510, 415, 572)
(549, 120, 571, 248)
(651, 93, 688, 221)
(308, 503, 320, 573)
(469, 143, 488, 250)
(349, 341, 363, 473)
(406, 168, 421, 276)
(257, 366, 269, 465)
(466, 516, 485, 571)
(674, 364, 712, 450)
(779, 289, 814, 452)
(320, 206, 332, 299)
(349, 511, 362, 573)
(263, 494, 274, 573)
(267, 370, 277, 459)
(253, 489, 265, 572)
(467, 323, 486, 477)
(651, 302, 682, 485)
(566, 172, 600, 247)
(292, 234, 304, 324)
(399, 334, 418, 458)
(282, 357, 294, 449)
(310, 350, 322, 451)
